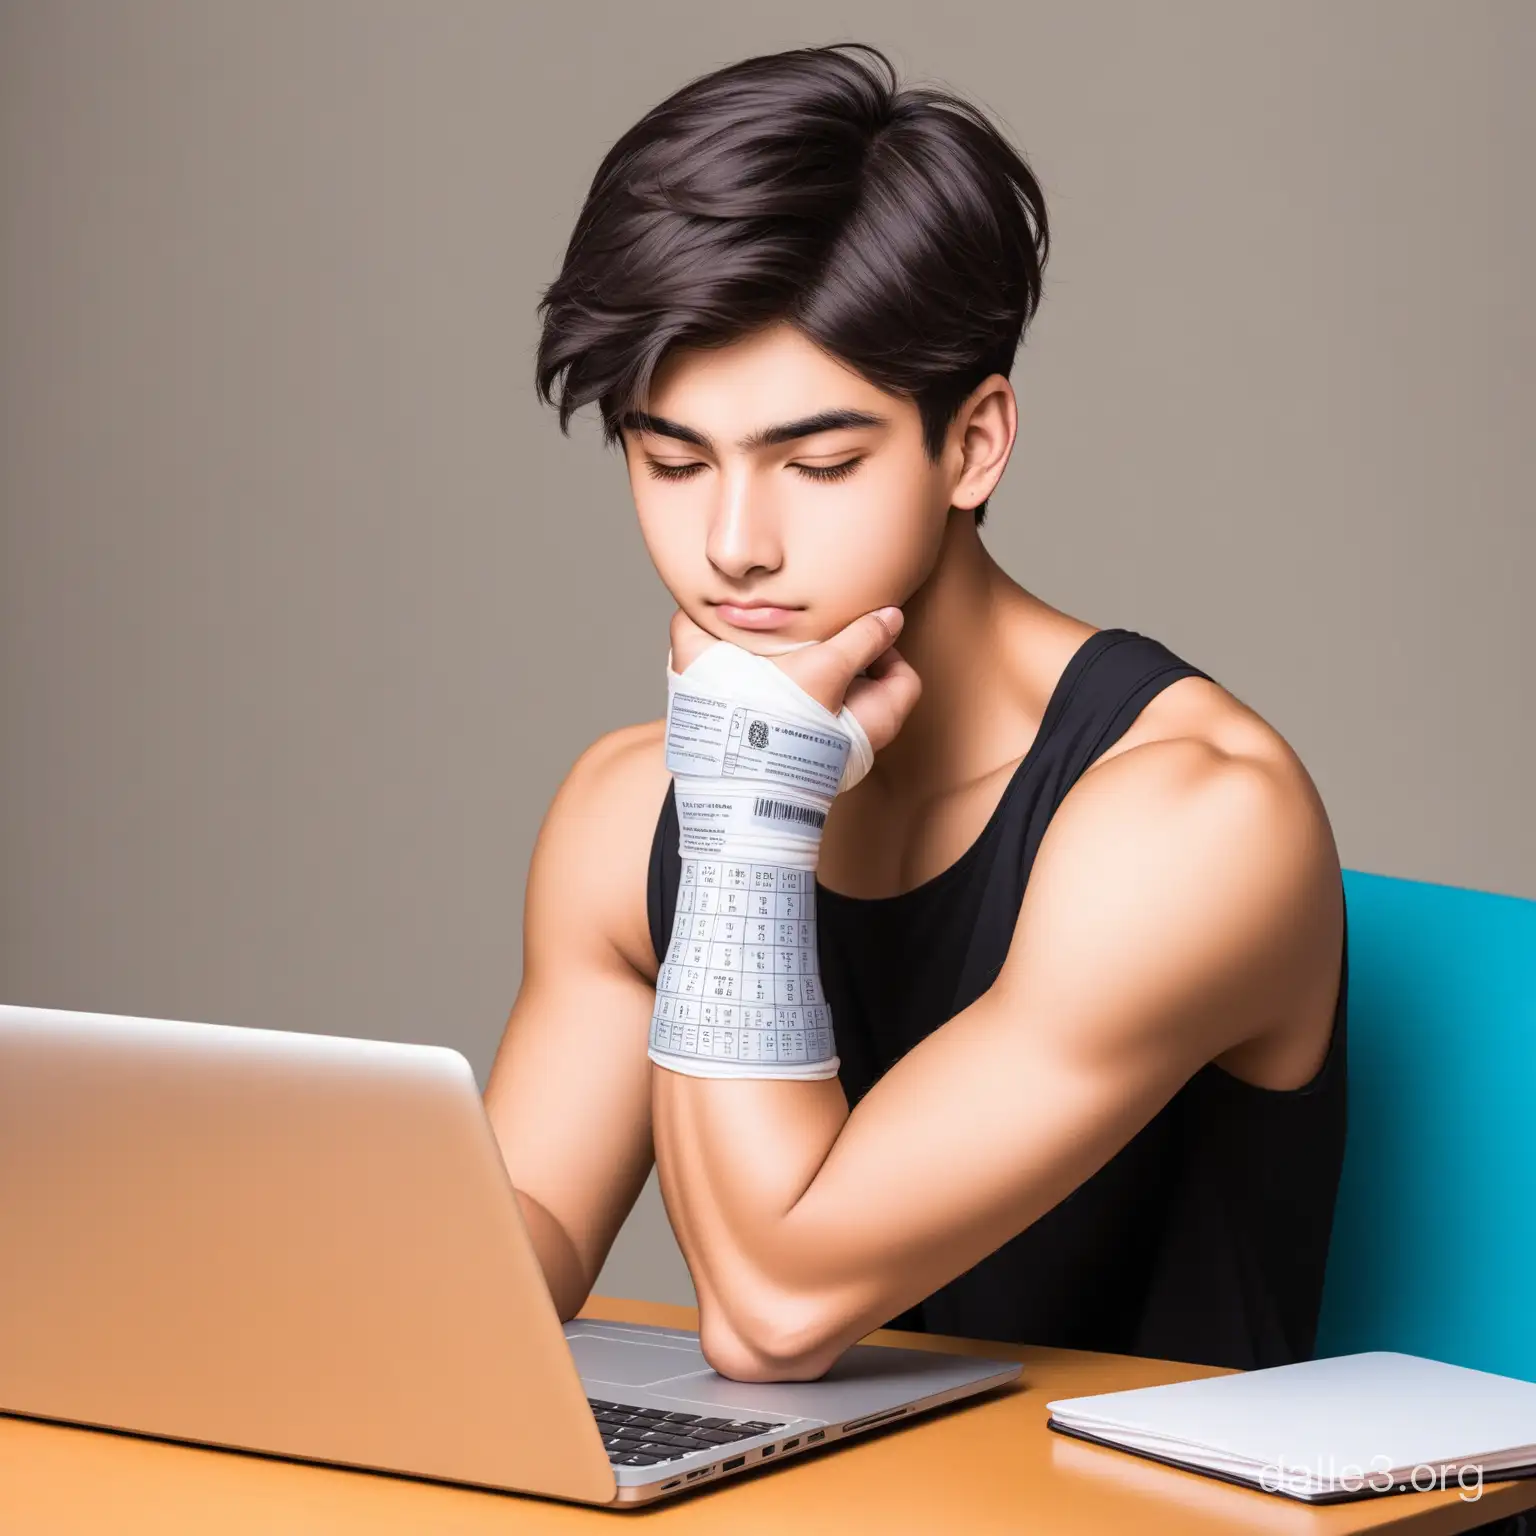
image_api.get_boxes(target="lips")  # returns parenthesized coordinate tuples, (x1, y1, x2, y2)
(712, 602, 798, 630)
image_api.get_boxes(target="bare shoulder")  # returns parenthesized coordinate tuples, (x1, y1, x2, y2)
(530, 716, 672, 982)
(1093, 665, 1332, 844)
(1097, 664, 1293, 772)
(1029, 616, 1324, 814)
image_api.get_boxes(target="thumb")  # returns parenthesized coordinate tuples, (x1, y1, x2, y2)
(778, 607, 904, 713)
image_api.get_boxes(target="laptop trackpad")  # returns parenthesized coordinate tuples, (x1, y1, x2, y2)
(566, 1328, 710, 1387)
(564, 1322, 1002, 1423)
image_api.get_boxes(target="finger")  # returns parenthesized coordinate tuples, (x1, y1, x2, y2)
(859, 645, 910, 681)
(841, 606, 904, 669)
(843, 645, 922, 754)
(782, 607, 904, 711)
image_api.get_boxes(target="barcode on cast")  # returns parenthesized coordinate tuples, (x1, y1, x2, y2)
(752, 797, 826, 828)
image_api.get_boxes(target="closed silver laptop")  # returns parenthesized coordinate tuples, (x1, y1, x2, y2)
(0, 1003, 1020, 1505)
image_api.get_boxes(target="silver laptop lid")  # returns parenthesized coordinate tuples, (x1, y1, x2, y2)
(0, 1004, 616, 1503)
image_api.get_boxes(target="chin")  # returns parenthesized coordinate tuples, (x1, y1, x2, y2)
(697, 617, 810, 656)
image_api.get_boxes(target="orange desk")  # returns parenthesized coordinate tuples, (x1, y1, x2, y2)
(2, 1297, 1530, 1535)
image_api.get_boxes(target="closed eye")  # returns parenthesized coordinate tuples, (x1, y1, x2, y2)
(643, 459, 706, 482)
(794, 457, 863, 483)
(642, 457, 865, 483)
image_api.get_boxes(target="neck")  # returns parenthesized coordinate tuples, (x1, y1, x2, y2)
(866, 509, 1081, 800)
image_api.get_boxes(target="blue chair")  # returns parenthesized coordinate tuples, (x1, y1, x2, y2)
(1315, 869, 1536, 1381)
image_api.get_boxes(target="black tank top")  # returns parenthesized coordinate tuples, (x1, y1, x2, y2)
(646, 627, 1348, 1370)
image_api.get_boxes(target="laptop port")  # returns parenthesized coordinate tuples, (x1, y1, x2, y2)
(783, 1438, 800, 1450)
(760, 1445, 775, 1457)
(662, 1480, 682, 1490)
(807, 1430, 825, 1443)
(722, 1456, 745, 1470)
(843, 1406, 908, 1433)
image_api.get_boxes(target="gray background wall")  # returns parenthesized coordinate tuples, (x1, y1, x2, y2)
(2, 1, 1531, 1308)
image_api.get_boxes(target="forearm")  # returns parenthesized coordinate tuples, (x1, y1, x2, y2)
(652, 1066, 878, 1376)
(651, 981, 1148, 1382)
(647, 634, 893, 1373)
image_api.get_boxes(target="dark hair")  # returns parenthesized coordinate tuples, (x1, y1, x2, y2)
(535, 43, 1049, 526)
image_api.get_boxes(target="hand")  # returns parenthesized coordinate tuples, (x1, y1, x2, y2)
(669, 606, 922, 756)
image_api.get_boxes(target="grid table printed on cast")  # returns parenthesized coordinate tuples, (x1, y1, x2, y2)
(653, 859, 831, 1066)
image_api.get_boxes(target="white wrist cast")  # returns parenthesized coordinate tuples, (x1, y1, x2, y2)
(647, 641, 869, 1081)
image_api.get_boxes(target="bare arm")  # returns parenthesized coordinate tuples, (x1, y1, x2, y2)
(483, 724, 669, 1320)
(652, 740, 1342, 1379)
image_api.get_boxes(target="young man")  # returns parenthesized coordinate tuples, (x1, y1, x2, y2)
(485, 42, 1347, 1382)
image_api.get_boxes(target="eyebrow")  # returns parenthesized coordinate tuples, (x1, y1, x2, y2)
(619, 407, 890, 453)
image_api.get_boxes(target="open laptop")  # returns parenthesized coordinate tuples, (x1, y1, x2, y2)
(0, 1003, 1020, 1506)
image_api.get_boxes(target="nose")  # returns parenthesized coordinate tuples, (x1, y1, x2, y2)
(705, 467, 783, 581)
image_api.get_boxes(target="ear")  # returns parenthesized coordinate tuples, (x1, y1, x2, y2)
(945, 374, 1017, 513)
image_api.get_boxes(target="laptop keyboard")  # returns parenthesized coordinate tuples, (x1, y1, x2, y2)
(587, 1398, 787, 1466)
